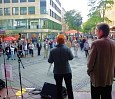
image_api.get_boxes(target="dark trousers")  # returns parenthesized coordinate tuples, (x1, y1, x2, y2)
(37, 48, 41, 55)
(29, 49, 33, 56)
(54, 73, 74, 99)
(85, 50, 89, 57)
(91, 82, 112, 99)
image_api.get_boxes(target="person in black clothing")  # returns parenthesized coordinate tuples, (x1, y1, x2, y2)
(48, 34, 74, 99)
(5, 44, 11, 60)
(17, 43, 23, 58)
(0, 41, 2, 57)
(36, 40, 42, 55)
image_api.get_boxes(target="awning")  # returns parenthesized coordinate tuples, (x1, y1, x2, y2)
(65, 30, 78, 34)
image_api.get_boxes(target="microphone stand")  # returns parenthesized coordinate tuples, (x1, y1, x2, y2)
(3, 49, 10, 99)
(17, 53, 25, 99)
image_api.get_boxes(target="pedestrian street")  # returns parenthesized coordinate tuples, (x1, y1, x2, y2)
(0, 43, 115, 92)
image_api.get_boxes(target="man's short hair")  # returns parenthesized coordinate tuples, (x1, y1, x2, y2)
(96, 22, 110, 37)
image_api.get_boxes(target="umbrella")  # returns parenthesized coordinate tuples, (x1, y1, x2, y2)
(65, 30, 78, 34)
(3, 36, 17, 41)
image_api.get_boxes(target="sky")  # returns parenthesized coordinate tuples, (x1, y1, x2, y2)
(61, 0, 89, 22)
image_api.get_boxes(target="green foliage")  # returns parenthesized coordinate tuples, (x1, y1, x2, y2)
(83, 11, 103, 33)
(88, 0, 114, 21)
(82, 0, 114, 33)
(64, 9, 82, 30)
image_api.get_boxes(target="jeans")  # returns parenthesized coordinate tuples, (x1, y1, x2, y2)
(54, 73, 74, 99)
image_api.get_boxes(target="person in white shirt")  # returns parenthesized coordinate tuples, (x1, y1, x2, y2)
(23, 40, 28, 57)
(28, 41, 34, 57)
(73, 39, 79, 57)
(10, 42, 16, 60)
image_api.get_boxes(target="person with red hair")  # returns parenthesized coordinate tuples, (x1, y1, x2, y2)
(48, 34, 74, 99)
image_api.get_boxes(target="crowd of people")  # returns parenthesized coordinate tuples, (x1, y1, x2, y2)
(0, 33, 92, 61)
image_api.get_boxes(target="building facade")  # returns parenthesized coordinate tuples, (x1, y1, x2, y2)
(105, 0, 115, 38)
(0, 0, 62, 40)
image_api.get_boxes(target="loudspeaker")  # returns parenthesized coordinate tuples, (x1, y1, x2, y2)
(0, 79, 5, 90)
(40, 82, 67, 99)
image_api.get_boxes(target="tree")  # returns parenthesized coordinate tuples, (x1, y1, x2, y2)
(82, 0, 114, 33)
(88, 0, 114, 22)
(64, 9, 82, 30)
(97, 0, 114, 21)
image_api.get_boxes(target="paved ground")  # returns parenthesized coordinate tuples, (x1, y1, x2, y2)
(0, 39, 115, 92)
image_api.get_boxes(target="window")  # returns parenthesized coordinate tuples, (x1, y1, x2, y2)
(20, 7, 27, 15)
(20, 0, 26, 2)
(12, 7, 19, 15)
(12, 0, 18, 3)
(15, 19, 27, 29)
(0, 0, 2, 3)
(40, 1, 46, 14)
(4, 0, 10, 3)
(50, 9, 51, 16)
(0, 8, 2, 16)
(28, 7, 35, 14)
(40, 1, 46, 6)
(40, 7, 46, 14)
(50, 0, 52, 5)
(28, 0, 35, 2)
(4, 8, 10, 15)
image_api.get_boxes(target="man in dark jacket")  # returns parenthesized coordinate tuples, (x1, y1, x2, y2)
(36, 40, 42, 55)
(48, 34, 74, 99)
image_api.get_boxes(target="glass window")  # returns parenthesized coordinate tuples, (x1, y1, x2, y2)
(12, 0, 18, 3)
(4, 8, 10, 15)
(40, 7, 46, 14)
(40, 1, 46, 7)
(0, 8, 2, 16)
(4, 0, 10, 3)
(28, 0, 35, 2)
(12, 7, 19, 15)
(0, 0, 2, 3)
(20, 0, 26, 2)
(28, 7, 35, 14)
(50, 0, 52, 5)
(15, 19, 27, 29)
(20, 7, 27, 15)
(40, 1, 46, 14)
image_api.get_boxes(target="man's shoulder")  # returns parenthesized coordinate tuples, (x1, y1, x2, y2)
(93, 38, 106, 44)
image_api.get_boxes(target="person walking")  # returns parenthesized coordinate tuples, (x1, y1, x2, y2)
(23, 40, 28, 57)
(66, 39, 71, 48)
(72, 39, 79, 57)
(43, 40, 49, 58)
(87, 23, 115, 99)
(28, 41, 34, 57)
(5, 44, 11, 60)
(48, 34, 74, 99)
(84, 39, 90, 58)
(0, 41, 3, 57)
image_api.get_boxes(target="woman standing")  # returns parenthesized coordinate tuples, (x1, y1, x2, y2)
(28, 41, 34, 57)
(48, 34, 74, 99)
